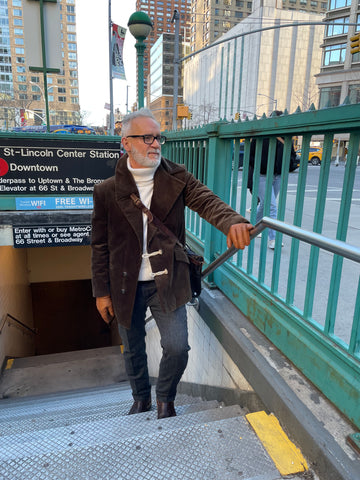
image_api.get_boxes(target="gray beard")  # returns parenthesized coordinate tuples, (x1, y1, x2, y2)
(131, 147, 161, 168)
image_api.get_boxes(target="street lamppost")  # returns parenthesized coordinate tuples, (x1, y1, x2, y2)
(257, 94, 278, 114)
(128, 11, 152, 109)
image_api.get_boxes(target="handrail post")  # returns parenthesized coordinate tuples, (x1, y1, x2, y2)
(202, 121, 231, 283)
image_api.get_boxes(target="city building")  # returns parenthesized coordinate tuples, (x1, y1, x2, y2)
(0, 0, 80, 130)
(315, 0, 360, 107)
(148, 32, 186, 130)
(189, 0, 328, 53)
(183, 0, 325, 124)
(136, 0, 191, 100)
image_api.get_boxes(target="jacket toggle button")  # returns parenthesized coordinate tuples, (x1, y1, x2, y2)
(151, 268, 168, 278)
(142, 249, 163, 259)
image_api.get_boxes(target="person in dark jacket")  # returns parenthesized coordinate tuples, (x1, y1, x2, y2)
(249, 111, 296, 249)
(91, 109, 253, 419)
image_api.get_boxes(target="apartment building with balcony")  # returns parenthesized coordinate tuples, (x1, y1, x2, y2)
(0, 0, 80, 130)
(316, 0, 360, 106)
(136, 0, 191, 101)
(189, 0, 328, 53)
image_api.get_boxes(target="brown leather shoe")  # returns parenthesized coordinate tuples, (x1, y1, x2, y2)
(157, 400, 176, 419)
(128, 397, 152, 415)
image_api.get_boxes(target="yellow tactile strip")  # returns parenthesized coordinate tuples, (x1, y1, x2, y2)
(246, 410, 308, 476)
(5, 358, 14, 370)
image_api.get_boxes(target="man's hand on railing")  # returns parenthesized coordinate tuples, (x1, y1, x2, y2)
(96, 295, 115, 324)
(226, 223, 254, 250)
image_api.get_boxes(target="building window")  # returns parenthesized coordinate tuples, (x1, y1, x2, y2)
(71, 97, 78, 104)
(32, 94, 41, 101)
(58, 96, 66, 102)
(68, 43, 76, 51)
(31, 76, 40, 83)
(12, 0, 22, 6)
(323, 43, 346, 65)
(17, 75, 26, 82)
(348, 84, 360, 103)
(326, 17, 349, 36)
(68, 52, 77, 60)
(67, 34, 76, 41)
(13, 9, 22, 16)
(69, 61, 77, 69)
(15, 38, 24, 45)
(67, 15, 75, 22)
(319, 86, 341, 108)
(18, 84, 27, 91)
(235, 11, 243, 16)
(67, 5, 75, 13)
(16, 56, 25, 63)
(13, 18, 23, 26)
(329, 0, 351, 9)
(15, 47, 24, 54)
(17, 66, 25, 73)
(19, 94, 27, 100)
(48, 95, 54, 102)
(14, 28, 23, 35)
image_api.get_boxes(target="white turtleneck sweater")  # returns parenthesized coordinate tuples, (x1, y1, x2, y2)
(127, 159, 159, 281)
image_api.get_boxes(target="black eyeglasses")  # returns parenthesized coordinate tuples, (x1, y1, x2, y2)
(125, 135, 167, 145)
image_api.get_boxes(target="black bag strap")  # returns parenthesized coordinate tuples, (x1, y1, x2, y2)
(130, 193, 183, 247)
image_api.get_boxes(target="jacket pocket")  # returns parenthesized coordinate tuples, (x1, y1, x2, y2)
(175, 247, 190, 264)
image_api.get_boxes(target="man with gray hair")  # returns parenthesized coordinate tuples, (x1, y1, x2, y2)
(91, 108, 253, 419)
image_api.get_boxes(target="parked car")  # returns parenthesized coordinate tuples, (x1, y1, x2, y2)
(296, 147, 323, 166)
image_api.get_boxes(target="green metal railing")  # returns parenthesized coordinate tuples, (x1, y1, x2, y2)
(162, 103, 360, 429)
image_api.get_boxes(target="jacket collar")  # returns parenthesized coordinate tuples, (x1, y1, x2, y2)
(114, 154, 186, 243)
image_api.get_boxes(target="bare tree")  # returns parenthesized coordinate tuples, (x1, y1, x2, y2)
(192, 102, 218, 125)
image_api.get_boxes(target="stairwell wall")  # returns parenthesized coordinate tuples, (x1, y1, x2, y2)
(145, 304, 254, 393)
(0, 246, 34, 369)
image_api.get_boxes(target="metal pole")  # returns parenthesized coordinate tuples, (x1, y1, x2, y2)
(201, 217, 360, 280)
(136, 40, 146, 109)
(108, 0, 114, 135)
(39, 0, 50, 132)
(126, 85, 129, 113)
(171, 9, 180, 130)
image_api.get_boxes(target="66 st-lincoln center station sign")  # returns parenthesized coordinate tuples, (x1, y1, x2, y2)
(0, 137, 121, 210)
(0, 137, 122, 247)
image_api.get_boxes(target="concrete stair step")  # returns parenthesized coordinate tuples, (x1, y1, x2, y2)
(0, 347, 127, 399)
(0, 414, 280, 480)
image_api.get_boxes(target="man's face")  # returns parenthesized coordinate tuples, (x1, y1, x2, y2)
(122, 117, 161, 169)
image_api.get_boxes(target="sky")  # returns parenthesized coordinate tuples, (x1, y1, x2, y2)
(76, 0, 137, 126)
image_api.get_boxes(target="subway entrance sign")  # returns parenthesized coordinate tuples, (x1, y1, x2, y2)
(0, 136, 121, 210)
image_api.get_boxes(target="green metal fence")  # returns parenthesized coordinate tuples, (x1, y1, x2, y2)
(162, 103, 360, 429)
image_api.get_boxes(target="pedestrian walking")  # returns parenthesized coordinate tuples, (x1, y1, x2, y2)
(249, 111, 297, 249)
(91, 108, 253, 419)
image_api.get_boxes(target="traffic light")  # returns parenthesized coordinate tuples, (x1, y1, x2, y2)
(350, 32, 360, 54)
(234, 112, 240, 120)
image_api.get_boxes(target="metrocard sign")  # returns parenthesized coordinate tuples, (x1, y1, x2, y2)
(0, 137, 121, 210)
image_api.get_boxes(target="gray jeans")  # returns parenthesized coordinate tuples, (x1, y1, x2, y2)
(118, 281, 190, 403)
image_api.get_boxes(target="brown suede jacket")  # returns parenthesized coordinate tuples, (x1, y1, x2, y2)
(91, 155, 248, 328)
